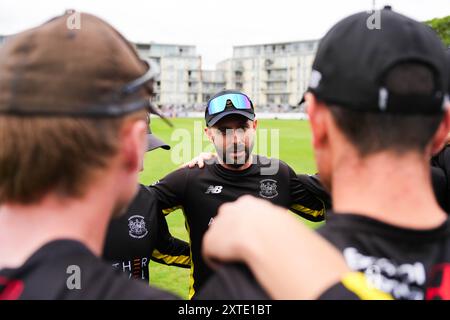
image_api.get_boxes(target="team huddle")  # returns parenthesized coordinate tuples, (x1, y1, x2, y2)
(0, 7, 449, 300)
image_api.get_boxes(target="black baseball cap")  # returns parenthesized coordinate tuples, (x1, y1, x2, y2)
(147, 130, 170, 152)
(205, 90, 255, 127)
(301, 7, 448, 114)
(447, 48, 450, 96)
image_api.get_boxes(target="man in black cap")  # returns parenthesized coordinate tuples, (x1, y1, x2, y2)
(103, 113, 190, 282)
(150, 89, 329, 298)
(200, 8, 450, 300)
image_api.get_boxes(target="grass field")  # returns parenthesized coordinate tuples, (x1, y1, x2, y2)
(138, 117, 321, 299)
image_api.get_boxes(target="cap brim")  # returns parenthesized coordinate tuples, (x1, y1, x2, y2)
(207, 110, 255, 127)
(147, 134, 170, 152)
(298, 94, 306, 106)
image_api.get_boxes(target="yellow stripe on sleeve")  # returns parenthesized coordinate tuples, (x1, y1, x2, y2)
(341, 272, 393, 300)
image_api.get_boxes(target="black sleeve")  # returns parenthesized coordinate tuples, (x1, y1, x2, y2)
(151, 208, 191, 268)
(431, 145, 450, 169)
(149, 167, 189, 214)
(194, 263, 270, 300)
(297, 174, 332, 208)
(288, 166, 329, 222)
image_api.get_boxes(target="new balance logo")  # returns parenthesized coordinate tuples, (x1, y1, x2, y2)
(205, 185, 223, 194)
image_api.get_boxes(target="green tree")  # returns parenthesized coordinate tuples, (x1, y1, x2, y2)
(426, 15, 450, 47)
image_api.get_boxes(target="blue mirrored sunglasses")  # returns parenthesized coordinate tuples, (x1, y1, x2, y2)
(207, 93, 253, 115)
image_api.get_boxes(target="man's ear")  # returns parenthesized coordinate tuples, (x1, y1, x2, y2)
(305, 93, 329, 150)
(204, 127, 214, 143)
(252, 119, 258, 130)
(120, 119, 147, 173)
(430, 109, 450, 156)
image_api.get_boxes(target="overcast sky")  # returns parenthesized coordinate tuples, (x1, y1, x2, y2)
(0, 0, 448, 69)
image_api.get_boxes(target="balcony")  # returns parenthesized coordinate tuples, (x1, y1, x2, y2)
(264, 89, 290, 94)
(265, 65, 288, 71)
(265, 77, 287, 82)
(264, 59, 287, 70)
(234, 64, 244, 71)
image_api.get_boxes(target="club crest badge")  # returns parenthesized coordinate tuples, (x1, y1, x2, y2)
(259, 179, 278, 199)
(128, 215, 148, 239)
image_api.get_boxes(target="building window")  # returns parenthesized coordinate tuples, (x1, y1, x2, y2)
(203, 94, 211, 103)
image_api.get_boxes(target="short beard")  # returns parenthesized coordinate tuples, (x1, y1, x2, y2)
(218, 143, 252, 169)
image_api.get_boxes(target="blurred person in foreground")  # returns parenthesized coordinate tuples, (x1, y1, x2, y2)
(0, 12, 177, 299)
